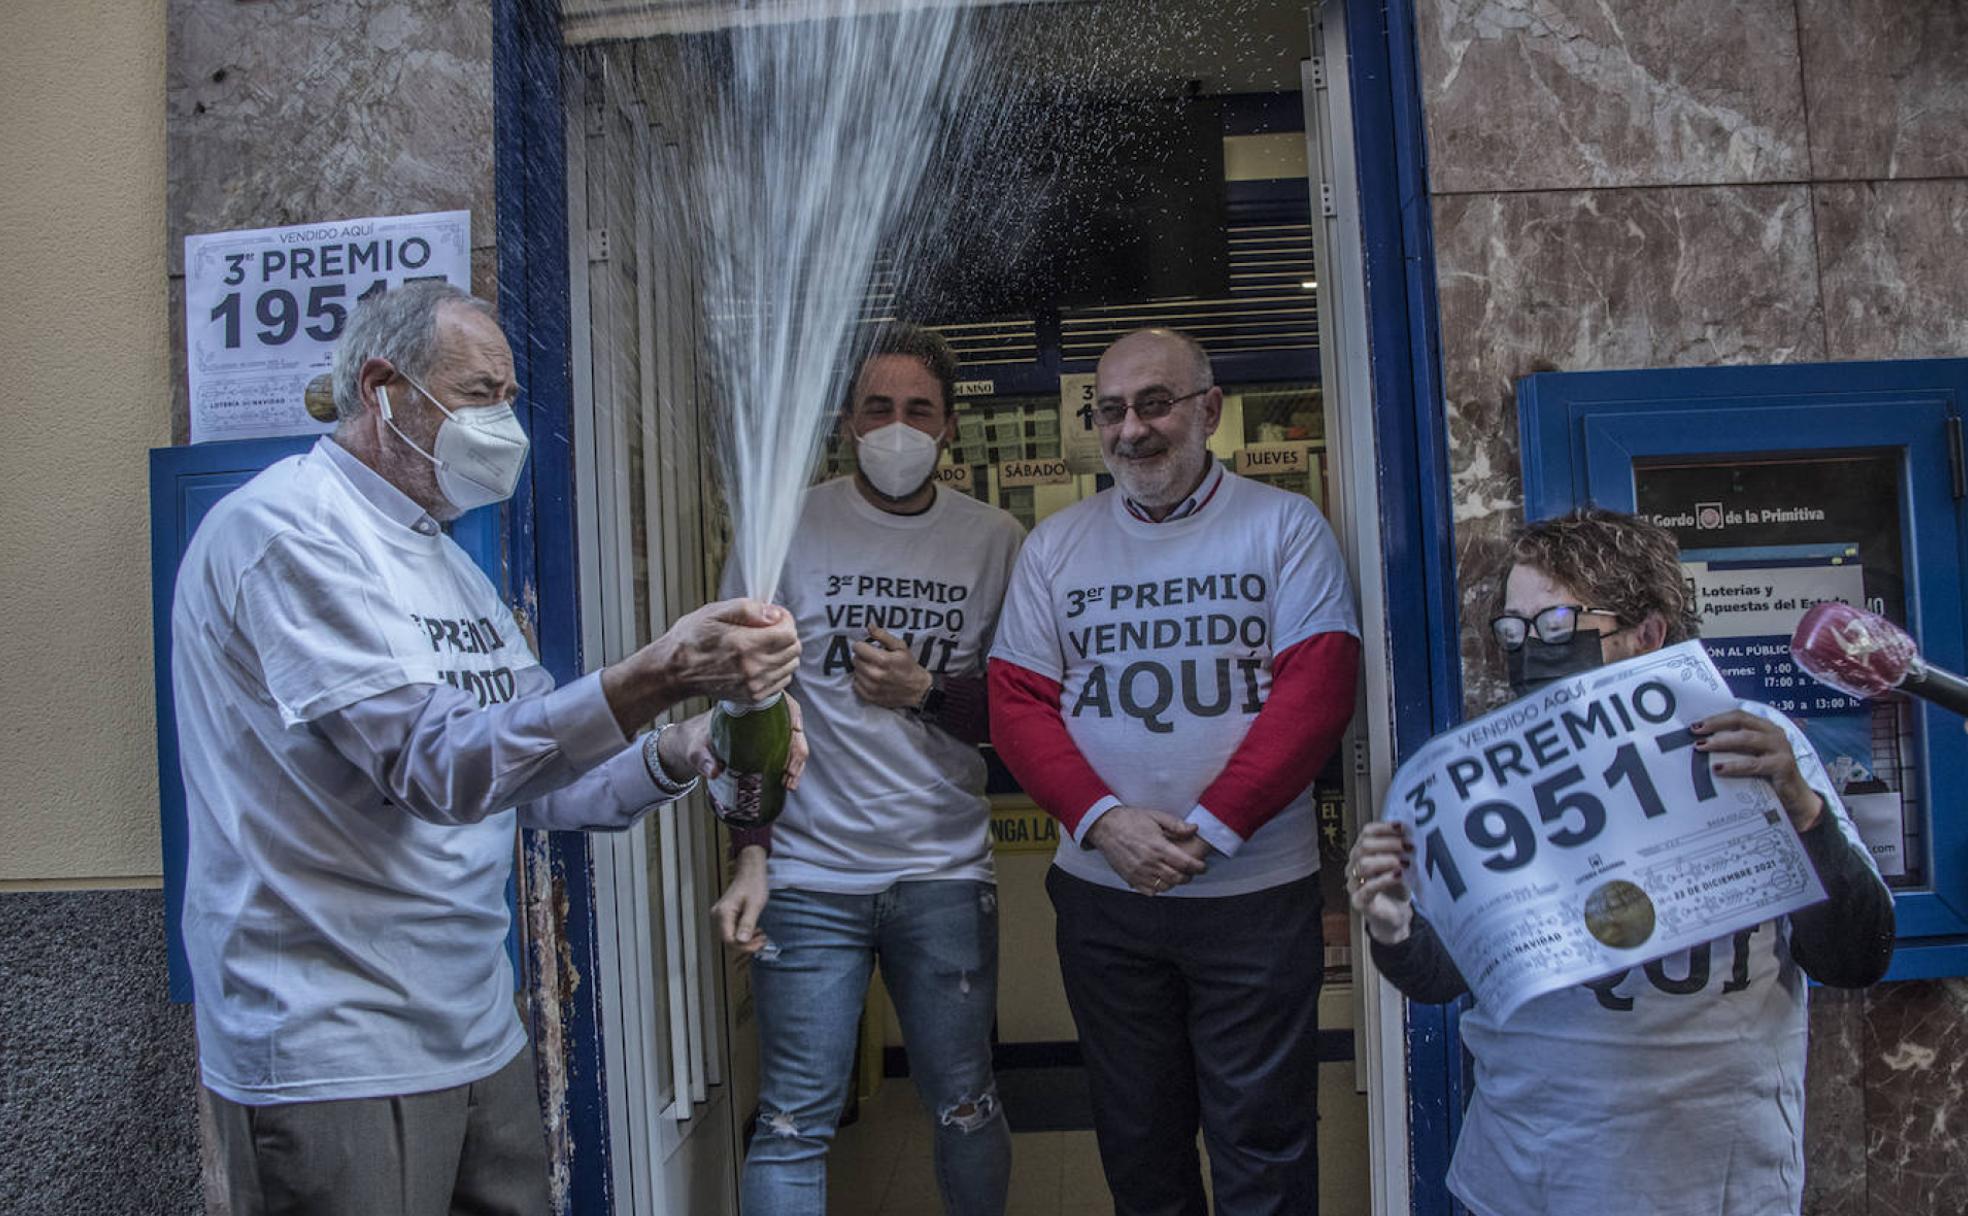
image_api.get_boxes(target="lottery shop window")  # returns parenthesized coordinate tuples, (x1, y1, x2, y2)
(1633, 450, 1922, 889)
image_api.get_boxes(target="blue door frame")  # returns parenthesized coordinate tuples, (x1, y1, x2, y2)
(1519, 357, 1968, 978)
(493, 2, 615, 1212)
(490, 1, 1466, 1211)
(1338, 2, 1469, 1210)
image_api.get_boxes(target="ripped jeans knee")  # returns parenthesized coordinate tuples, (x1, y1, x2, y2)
(936, 1084, 1003, 1135)
(750, 1105, 836, 1162)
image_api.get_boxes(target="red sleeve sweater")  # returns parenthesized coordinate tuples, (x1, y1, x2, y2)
(988, 631, 1360, 851)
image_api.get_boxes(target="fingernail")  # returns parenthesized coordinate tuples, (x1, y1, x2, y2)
(737, 929, 751, 941)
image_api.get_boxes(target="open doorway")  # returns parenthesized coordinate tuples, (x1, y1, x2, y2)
(557, 1, 1402, 1212)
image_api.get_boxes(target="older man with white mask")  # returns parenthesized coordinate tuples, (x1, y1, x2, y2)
(989, 328, 1361, 1215)
(173, 281, 803, 1216)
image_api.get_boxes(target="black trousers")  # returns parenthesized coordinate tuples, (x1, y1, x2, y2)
(1048, 866, 1324, 1216)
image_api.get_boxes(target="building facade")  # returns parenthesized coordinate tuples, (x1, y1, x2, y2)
(4, 1, 1964, 1212)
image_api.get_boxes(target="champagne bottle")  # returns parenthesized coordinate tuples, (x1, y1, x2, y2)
(707, 692, 792, 828)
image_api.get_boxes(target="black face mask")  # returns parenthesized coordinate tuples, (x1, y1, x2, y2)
(1506, 631, 1607, 698)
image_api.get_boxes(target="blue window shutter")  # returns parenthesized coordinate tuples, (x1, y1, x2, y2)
(1520, 357, 1968, 976)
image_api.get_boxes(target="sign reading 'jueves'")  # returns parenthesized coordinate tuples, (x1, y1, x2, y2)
(1235, 442, 1311, 476)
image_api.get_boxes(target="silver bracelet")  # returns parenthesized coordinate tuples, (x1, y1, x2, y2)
(642, 723, 701, 800)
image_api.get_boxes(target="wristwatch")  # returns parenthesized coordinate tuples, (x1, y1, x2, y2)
(916, 674, 946, 720)
(642, 723, 701, 799)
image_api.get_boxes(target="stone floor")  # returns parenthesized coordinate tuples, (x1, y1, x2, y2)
(825, 1065, 1370, 1216)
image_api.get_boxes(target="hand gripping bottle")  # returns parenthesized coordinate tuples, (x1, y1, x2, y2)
(707, 693, 791, 828)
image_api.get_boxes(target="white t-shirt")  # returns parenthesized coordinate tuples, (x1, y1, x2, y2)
(173, 442, 534, 1104)
(990, 471, 1359, 896)
(1448, 706, 1886, 1216)
(739, 477, 1024, 894)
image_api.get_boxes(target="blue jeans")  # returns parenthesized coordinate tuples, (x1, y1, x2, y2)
(740, 880, 1010, 1216)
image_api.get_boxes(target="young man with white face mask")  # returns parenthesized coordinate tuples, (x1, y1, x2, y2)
(173, 282, 806, 1215)
(712, 323, 1023, 1216)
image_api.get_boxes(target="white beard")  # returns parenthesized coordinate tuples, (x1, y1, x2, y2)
(1108, 442, 1206, 510)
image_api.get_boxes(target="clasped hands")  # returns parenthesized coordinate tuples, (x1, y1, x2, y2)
(1086, 806, 1213, 896)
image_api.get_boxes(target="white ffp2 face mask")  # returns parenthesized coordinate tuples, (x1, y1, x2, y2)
(854, 421, 942, 499)
(378, 379, 531, 511)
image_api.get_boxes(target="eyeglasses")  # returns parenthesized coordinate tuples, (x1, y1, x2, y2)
(1080, 387, 1209, 428)
(1490, 604, 1624, 652)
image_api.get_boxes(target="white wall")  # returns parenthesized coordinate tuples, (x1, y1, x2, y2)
(0, 0, 170, 886)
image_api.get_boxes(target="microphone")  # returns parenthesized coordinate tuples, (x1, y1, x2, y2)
(1789, 601, 1968, 716)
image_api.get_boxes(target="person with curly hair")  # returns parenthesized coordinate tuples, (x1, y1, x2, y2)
(1347, 506, 1894, 1216)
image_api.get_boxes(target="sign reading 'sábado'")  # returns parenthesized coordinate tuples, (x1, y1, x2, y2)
(1383, 641, 1825, 1022)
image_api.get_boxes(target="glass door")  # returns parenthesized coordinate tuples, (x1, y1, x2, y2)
(1305, 3, 1410, 1210)
(568, 48, 743, 1216)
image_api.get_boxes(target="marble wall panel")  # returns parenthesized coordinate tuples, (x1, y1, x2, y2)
(165, 0, 495, 274)
(1799, 0, 1968, 181)
(1815, 180, 1968, 363)
(1806, 988, 1868, 1216)
(1415, 0, 1809, 194)
(166, 1, 501, 439)
(169, 274, 189, 445)
(1432, 184, 1826, 708)
(1862, 979, 1968, 1213)
(1416, 9, 1968, 1214)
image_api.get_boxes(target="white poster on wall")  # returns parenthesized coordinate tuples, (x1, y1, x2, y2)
(1383, 641, 1827, 1023)
(184, 210, 473, 443)
(1059, 372, 1104, 474)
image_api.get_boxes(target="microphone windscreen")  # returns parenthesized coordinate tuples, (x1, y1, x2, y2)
(1789, 601, 1916, 699)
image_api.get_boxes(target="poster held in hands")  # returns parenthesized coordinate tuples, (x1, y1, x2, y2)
(1382, 641, 1826, 1022)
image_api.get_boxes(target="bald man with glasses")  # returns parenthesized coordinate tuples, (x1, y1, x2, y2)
(988, 328, 1362, 1215)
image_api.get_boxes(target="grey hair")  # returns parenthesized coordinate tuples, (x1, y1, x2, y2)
(330, 281, 494, 420)
(1115, 327, 1214, 392)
